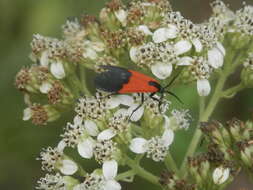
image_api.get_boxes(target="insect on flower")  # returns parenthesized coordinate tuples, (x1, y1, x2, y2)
(94, 65, 182, 118)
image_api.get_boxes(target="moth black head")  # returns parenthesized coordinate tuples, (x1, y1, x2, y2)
(148, 81, 161, 92)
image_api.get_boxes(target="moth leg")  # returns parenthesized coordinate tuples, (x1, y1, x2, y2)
(129, 93, 145, 121)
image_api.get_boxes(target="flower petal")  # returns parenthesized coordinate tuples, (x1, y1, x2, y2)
(128, 104, 144, 122)
(137, 25, 153, 35)
(57, 140, 67, 152)
(97, 128, 116, 141)
(208, 47, 224, 69)
(39, 82, 52, 94)
(197, 79, 211, 96)
(213, 167, 230, 185)
(117, 95, 134, 106)
(77, 138, 95, 159)
(174, 40, 192, 55)
(60, 159, 78, 175)
(23, 108, 32, 121)
(50, 61, 66, 79)
(106, 96, 121, 109)
(73, 115, 82, 125)
(177, 56, 193, 66)
(83, 48, 98, 60)
(103, 160, 118, 180)
(153, 26, 178, 43)
(85, 120, 99, 136)
(151, 62, 172, 79)
(104, 180, 121, 190)
(161, 129, 174, 147)
(216, 42, 226, 56)
(163, 115, 170, 129)
(114, 9, 127, 26)
(192, 38, 203, 53)
(129, 46, 139, 63)
(40, 51, 49, 67)
(129, 137, 148, 154)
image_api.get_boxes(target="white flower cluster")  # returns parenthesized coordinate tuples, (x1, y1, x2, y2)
(37, 92, 191, 189)
(129, 8, 226, 96)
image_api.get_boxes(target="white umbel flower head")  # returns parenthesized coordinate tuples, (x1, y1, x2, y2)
(197, 79, 211, 96)
(152, 26, 178, 43)
(50, 61, 66, 79)
(213, 167, 230, 185)
(151, 62, 172, 79)
(174, 40, 192, 55)
(39, 82, 52, 94)
(208, 43, 225, 69)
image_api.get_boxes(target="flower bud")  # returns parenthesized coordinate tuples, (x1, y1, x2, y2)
(24, 104, 60, 125)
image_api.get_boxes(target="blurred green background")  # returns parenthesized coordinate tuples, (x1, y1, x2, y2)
(1, 0, 253, 189)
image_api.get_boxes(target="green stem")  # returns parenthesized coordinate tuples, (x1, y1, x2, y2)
(164, 152, 179, 174)
(116, 170, 136, 181)
(125, 155, 161, 186)
(180, 68, 229, 174)
(222, 83, 245, 98)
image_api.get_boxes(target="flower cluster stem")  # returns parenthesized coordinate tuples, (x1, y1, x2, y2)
(125, 155, 161, 187)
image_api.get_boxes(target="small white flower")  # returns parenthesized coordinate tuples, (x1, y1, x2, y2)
(174, 40, 192, 55)
(77, 138, 95, 159)
(104, 179, 121, 190)
(208, 44, 225, 69)
(50, 61, 66, 79)
(97, 128, 117, 141)
(23, 107, 32, 121)
(151, 62, 172, 79)
(39, 82, 52, 94)
(137, 25, 153, 35)
(85, 120, 99, 136)
(129, 46, 139, 63)
(60, 159, 78, 175)
(197, 79, 211, 96)
(129, 137, 148, 154)
(40, 51, 49, 67)
(213, 167, 230, 185)
(114, 9, 127, 26)
(152, 26, 178, 43)
(192, 38, 203, 53)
